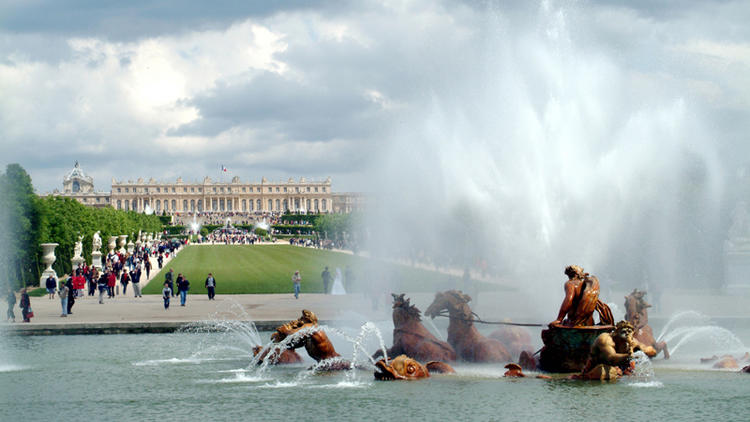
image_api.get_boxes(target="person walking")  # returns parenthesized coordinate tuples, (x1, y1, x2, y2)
(162, 282, 172, 309)
(131, 267, 142, 298)
(205, 273, 216, 300)
(19, 288, 32, 322)
(144, 258, 152, 280)
(97, 271, 108, 304)
(165, 269, 175, 297)
(177, 275, 190, 306)
(58, 280, 69, 317)
(321, 266, 331, 294)
(120, 270, 130, 295)
(45, 274, 57, 299)
(65, 278, 76, 315)
(292, 270, 301, 299)
(6, 289, 16, 322)
(107, 270, 117, 298)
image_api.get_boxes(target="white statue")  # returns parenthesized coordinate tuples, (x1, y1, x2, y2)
(92, 231, 102, 253)
(73, 235, 84, 259)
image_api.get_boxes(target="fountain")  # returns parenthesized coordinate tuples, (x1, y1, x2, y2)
(538, 266, 614, 372)
(39, 243, 59, 284)
(330, 268, 346, 295)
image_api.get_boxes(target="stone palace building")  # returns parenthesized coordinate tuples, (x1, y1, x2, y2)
(48, 162, 365, 214)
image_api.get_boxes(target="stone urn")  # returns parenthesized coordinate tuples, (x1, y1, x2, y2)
(40, 243, 59, 283)
(108, 236, 117, 255)
(127, 236, 135, 254)
(118, 235, 127, 254)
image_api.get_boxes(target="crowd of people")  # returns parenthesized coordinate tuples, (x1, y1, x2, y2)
(173, 211, 285, 226)
(200, 231, 261, 245)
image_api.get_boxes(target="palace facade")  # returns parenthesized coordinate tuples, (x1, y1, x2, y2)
(110, 175, 332, 214)
(47, 162, 363, 214)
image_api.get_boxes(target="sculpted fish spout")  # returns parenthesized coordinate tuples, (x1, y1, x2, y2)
(374, 354, 455, 381)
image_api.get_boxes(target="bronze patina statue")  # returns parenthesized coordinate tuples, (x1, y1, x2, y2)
(424, 290, 511, 362)
(373, 294, 456, 362)
(624, 289, 669, 359)
(270, 309, 349, 370)
(574, 321, 643, 380)
(374, 354, 455, 380)
(252, 346, 303, 365)
(551, 265, 614, 327)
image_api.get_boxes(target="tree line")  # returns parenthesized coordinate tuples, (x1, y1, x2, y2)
(0, 164, 162, 291)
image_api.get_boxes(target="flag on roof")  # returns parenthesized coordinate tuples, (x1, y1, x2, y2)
(221, 165, 228, 172)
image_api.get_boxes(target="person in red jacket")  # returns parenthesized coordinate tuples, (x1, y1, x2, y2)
(107, 270, 117, 298)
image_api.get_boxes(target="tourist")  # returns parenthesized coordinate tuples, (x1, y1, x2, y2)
(120, 270, 130, 295)
(45, 274, 57, 299)
(19, 288, 32, 322)
(321, 266, 331, 294)
(144, 258, 152, 280)
(162, 282, 172, 309)
(58, 279, 69, 317)
(88, 267, 98, 296)
(107, 270, 117, 298)
(157, 253, 163, 269)
(97, 271, 108, 304)
(205, 273, 216, 300)
(177, 274, 190, 306)
(65, 278, 76, 315)
(165, 268, 175, 297)
(292, 270, 301, 299)
(131, 267, 142, 298)
(6, 289, 16, 322)
(72, 270, 85, 298)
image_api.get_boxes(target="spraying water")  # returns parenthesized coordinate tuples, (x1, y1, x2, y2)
(366, 0, 725, 305)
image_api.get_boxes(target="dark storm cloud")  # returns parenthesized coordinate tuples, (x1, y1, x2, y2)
(0, 0, 342, 41)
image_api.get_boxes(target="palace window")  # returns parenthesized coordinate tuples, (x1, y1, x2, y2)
(268, 199, 273, 210)
(276, 187, 280, 192)
(191, 187, 195, 192)
(125, 188, 129, 193)
(156, 187, 160, 193)
(198, 188, 202, 193)
(256, 199, 261, 210)
(322, 187, 326, 192)
(315, 187, 318, 192)
(172, 188, 176, 193)
(117, 188, 121, 193)
(183, 187, 187, 192)
(214, 187, 217, 193)
(242, 187, 246, 192)
(283, 187, 287, 192)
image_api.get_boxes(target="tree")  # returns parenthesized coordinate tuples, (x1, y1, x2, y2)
(0, 164, 43, 289)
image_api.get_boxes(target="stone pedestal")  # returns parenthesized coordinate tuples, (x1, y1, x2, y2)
(39, 243, 59, 284)
(91, 251, 103, 271)
(71, 256, 86, 270)
(539, 325, 614, 373)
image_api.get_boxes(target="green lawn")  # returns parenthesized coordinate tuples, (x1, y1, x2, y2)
(141, 245, 508, 295)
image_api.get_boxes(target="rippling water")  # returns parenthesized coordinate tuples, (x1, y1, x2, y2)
(1, 332, 749, 421)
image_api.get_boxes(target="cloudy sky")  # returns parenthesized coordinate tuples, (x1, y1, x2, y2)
(1, 0, 749, 200)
